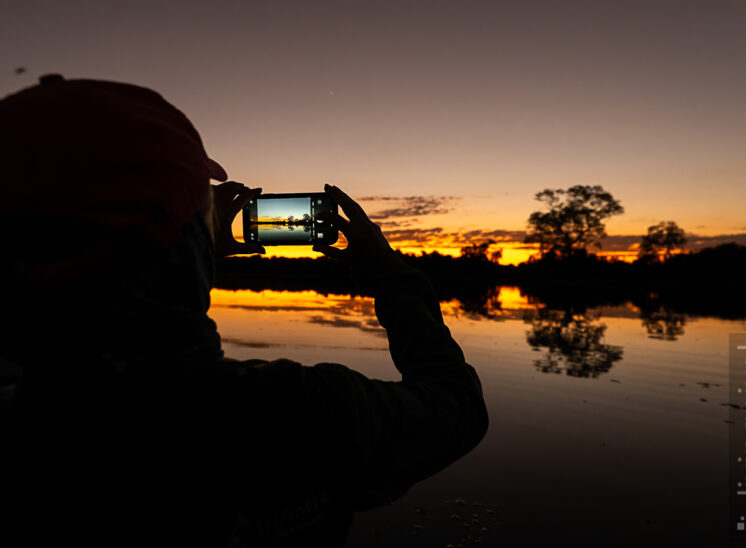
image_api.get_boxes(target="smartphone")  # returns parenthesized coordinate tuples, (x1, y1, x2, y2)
(243, 192, 339, 246)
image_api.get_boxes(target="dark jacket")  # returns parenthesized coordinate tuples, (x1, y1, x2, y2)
(2, 217, 487, 547)
(225, 267, 488, 546)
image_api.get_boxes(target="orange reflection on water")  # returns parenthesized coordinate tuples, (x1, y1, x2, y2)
(211, 288, 341, 310)
(212, 286, 531, 319)
(498, 287, 532, 309)
(438, 286, 532, 321)
(209, 289, 386, 360)
(210, 288, 377, 322)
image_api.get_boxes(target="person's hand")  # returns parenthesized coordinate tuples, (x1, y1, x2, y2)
(211, 181, 265, 258)
(313, 184, 408, 281)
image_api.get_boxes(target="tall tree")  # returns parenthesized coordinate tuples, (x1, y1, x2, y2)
(524, 185, 624, 258)
(460, 240, 500, 262)
(639, 221, 686, 260)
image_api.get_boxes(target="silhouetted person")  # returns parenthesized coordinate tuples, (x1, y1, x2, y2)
(0, 75, 488, 547)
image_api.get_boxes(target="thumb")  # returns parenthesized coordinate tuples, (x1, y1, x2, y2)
(313, 244, 345, 262)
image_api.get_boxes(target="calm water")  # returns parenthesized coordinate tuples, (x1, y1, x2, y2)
(209, 287, 746, 547)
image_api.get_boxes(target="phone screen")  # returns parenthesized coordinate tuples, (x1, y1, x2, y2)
(243, 193, 339, 246)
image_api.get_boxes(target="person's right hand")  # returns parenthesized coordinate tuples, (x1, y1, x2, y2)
(313, 184, 408, 281)
(211, 181, 266, 258)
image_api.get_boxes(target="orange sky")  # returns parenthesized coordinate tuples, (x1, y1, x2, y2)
(231, 203, 744, 265)
(3, 0, 745, 256)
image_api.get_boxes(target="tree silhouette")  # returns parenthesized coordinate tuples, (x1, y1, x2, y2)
(639, 221, 686, 261)
(302, 213, 312, 224)
(460, 240, 500, 262)
(524, 185, 624, 258)
(524, 308, 623, 378)
(287, 215, 295, 224)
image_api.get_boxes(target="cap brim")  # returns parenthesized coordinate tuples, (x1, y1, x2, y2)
(207, 158, 228, 181)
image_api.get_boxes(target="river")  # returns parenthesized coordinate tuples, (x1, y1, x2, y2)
(209, 286, 745, 547)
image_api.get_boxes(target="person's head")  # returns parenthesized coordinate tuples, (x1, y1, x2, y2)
(0, 75, 226, 368)
(0, 74, 227, 289)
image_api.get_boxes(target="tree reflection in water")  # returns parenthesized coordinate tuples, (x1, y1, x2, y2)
(283, 224, 312, 232)
(523, 308, 623, 378)
(456, 285, 503, 318)
(639, 307, 686, 341)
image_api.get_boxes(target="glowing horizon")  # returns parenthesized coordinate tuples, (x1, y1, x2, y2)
(231, 209, 745, 266)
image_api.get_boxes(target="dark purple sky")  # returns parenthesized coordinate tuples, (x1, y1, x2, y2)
(3, 0, 745, 256)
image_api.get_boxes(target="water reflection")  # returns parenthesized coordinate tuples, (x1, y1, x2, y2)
(438, 286, 534, 321)
(210, 289, 386, 342)
(210, 284, 745, 364)
(207, 285, 742, 546)
(522, 308, 624, 378)
(454, 285, 503, 318)
(307, 314, 385, 336)
(639, 306, 686, 341)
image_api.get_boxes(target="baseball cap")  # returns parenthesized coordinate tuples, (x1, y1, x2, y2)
(0, 74, 227, 246)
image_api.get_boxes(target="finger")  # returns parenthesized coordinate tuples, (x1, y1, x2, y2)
(214, 181, 259, 202)
(336, 185, 369, 220)
(325, 184, 362, 219)
(212, 182, 244, 207)
(233, 187, 263, 210)
(214, 181, 244, 192)
(316, 210, 350, 234)
(234, 185, 262, 199)
(324, 184, 368, 222)
(312, 244, 345, 261)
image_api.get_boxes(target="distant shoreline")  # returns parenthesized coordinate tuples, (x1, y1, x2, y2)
(215, 244, 746, 320)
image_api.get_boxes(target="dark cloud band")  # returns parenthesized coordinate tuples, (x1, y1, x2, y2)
(357, 195, 460, 220)
(376, 227, 746, 251)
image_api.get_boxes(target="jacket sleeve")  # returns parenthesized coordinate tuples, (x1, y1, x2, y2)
(298, 266, 489, 509)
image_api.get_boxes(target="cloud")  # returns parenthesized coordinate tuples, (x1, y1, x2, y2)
(592, 235, 642, 251)
(377, 219, 418, 228)
(357, 196, 460, 220)
(379, 227, 526, 247)
(564, 233, 746, 252)
(375, 226, 746, 254)
(382, 227, 444, 243)
(682, 233, 746, 248)
(445, 228, 527, 245)
(359, 196, 461, 202)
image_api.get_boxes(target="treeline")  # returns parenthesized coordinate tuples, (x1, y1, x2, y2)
(214, 244, 746, 319)
(514, 244, 746, 319)
(216, 244, 746, 293)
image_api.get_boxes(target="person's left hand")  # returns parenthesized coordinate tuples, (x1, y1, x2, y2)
(211, 181, 266, 258)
